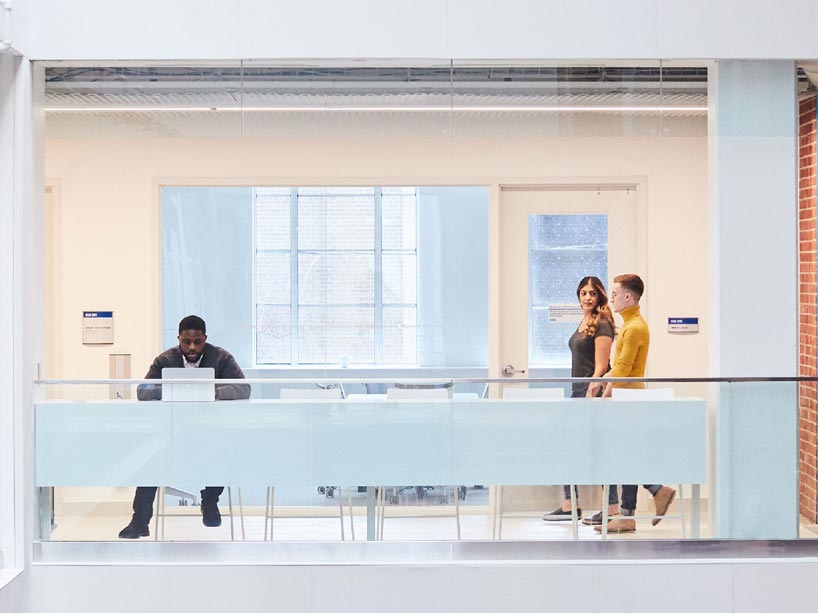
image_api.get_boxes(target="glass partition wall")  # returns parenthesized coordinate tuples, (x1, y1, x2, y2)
(34, 377, 802, 543)
(39, 62, 815, 551)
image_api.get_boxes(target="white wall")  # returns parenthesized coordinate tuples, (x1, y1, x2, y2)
(44, 129, 708, 381)
(28, 558, 818, 613)
(12, 0, 818, 60)
(0, 571, 28, 613)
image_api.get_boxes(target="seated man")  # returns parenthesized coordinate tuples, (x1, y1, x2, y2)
(118, 315, 251, 539)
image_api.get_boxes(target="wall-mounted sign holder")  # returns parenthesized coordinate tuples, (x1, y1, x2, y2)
(668, 317, 699, 334)
(82, 311, 114, 344)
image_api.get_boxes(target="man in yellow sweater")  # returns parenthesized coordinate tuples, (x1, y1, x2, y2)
(592, 274, 676, 534)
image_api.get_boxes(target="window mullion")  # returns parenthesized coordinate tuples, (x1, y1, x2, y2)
(374, 188, 383, 365)
(290, 188, 299, 365)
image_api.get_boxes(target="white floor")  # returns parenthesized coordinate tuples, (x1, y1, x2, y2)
(50, 503, 708, 542)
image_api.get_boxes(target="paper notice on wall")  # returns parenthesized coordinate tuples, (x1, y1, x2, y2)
(82, 311, 114, 344)
(548, 304, 584, 323)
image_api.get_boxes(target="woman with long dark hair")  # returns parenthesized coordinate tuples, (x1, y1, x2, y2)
(544, 276, 620, 522)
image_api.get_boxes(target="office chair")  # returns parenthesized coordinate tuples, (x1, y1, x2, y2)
(153, 486, 243, 541)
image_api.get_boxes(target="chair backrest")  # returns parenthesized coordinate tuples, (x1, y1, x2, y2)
(386, 387, 450, 400)
(280, 387, 343, 400)
(502, 387, 565, 400)
(611, 387, 675, 400)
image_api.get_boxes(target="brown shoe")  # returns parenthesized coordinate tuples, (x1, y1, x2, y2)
(594, 517, 636, 533)
(652, 486, 676, 526)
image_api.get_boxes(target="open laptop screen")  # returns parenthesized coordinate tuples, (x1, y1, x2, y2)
(160, 367, 215, 401)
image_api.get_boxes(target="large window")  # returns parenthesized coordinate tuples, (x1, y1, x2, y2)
(254, 187, 418, 366)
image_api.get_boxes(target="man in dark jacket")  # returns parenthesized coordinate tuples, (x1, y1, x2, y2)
(118, 315, 251, 539)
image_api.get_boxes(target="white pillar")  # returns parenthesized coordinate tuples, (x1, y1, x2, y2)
(0, 52, 42, 591)
(0, 53, 19, 579)
(708, 60, 799, 538)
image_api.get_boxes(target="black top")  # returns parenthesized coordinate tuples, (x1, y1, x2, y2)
(136, 343, 251, 401)
(568, 318, 614, 397)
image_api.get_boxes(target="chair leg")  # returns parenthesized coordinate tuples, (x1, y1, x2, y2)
(227, 487, 235, 541)
(496, 485, 504, 540)
(569, 485, 579, 541)
(264, 487, 272, 541)
(374, 487, 381, 540)
(337, 486, 345, 541)
(601, 485, 610, 541)
(678, 484, 686, 539)
(377, 486, 386, 540)
(454, 486, 461, 540)
(153, 487, 161, 541)
(237, 487, 246, 541)
(490, 486, 497, 540)
(347, 488, 355, 541)
(269, 487, 275, 541)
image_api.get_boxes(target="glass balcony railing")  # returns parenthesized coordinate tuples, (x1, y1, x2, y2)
(32, 377, 805, 544)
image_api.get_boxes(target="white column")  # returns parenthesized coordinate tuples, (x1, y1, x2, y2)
(0, 53, 16, 581)
(708, 60, 799, 538)
(0, 52, 42, 588)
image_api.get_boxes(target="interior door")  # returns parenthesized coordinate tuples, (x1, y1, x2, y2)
(500, 186, 638, 381)
(495, 185, 639, 516)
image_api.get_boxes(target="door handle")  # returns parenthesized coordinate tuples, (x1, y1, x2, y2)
(502, 364, 527, 377)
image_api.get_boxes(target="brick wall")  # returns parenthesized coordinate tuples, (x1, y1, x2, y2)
(799, 96, 817, 521)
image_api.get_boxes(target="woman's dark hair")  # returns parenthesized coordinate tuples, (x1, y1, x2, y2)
(576, 276, 615, 337)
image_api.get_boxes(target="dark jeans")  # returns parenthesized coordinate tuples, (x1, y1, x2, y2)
(131, 486, 224, 526)
(620, 484, 662, 514)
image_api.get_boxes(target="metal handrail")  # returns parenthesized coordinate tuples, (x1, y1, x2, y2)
(33, 376, 817, 385)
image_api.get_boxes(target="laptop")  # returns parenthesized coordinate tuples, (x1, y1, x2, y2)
(161, 367, 215, 402)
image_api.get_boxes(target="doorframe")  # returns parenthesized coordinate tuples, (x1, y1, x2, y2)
(489, 176, 648, 381)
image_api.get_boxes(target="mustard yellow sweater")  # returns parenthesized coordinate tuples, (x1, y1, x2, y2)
(610, 304, 650, 388)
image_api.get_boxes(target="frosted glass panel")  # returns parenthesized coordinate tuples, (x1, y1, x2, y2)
(298, 253, 375, 304)
(256, 305, 291, 364)
(530, 214, 607, 250)
(255, 252, 290, 304)
(298, 192, 375, 250)
(530, 251, 606, 305)
(383, 253, 417, 304)
(162, 186, 253, 367)
(383, 306, 417, 364)
(255, 190, 291, 250)
(382, 192, 417, 250)
(531, 307, 577, 365)
(298, 306, 375, 364)
(530, 214, 607, 365)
